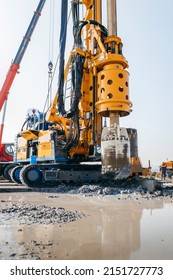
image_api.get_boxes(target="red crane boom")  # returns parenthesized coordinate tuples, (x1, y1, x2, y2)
(0, 0, 46, 144)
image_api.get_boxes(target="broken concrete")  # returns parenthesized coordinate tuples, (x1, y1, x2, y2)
(0, 203, 85, 225)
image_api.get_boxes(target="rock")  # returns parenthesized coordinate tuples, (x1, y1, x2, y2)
(10, 253, 16, 257)
(0, 203, 86, 225)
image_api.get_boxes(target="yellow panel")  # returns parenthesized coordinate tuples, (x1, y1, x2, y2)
(16, 137, 28, 160)
(37, 142, 53, 158)
(19, 130, 38, 140)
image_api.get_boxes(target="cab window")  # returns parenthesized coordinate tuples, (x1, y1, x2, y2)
(4, 144, 14, 156)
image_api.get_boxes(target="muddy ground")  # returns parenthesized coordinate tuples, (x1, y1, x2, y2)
(0, 178, 173, 260)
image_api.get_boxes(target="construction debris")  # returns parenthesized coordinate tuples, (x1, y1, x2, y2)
(0, 203, 86, 225)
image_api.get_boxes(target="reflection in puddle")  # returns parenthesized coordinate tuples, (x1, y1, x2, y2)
(0, 193, 173, 260)
(132, 204, 173, 259)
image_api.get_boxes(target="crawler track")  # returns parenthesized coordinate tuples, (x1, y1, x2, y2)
(19, 163, 103, 188)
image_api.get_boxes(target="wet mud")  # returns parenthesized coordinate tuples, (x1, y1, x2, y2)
(0, 182, 173, 260)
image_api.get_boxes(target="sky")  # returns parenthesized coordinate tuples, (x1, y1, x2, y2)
(0, 0, 173, 168)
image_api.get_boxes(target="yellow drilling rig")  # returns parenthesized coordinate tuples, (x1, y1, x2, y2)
(5, 0, 146, 187)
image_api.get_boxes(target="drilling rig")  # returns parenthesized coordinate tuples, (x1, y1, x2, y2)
(9, 0, 144, 187)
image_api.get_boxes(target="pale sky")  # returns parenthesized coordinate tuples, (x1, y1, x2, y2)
(0, 0, 173, 168)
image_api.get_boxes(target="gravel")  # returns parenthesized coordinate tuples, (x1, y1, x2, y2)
(0, 203, 86, 225)
(41, 178, 173, 200)
(0, 178, 173, 227)
(0, 178, 173, 260)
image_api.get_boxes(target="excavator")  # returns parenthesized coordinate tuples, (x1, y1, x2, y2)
(7, 0, 147, 187)
(0, 0, 46, 180)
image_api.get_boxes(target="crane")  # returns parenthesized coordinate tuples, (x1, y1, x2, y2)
(10, 0, 145, 186)
(0, 0, 46, 179)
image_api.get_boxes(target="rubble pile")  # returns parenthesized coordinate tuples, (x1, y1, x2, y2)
(39, 178, 173, 200)
(0, 203, 86, 225)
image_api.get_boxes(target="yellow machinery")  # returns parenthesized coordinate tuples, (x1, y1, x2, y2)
(9, 0, 145, 186)
(161, 161, 173, 170)
(159, 161, 173, 178)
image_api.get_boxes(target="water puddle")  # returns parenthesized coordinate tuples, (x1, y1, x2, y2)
(0, 193, 173, 259)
